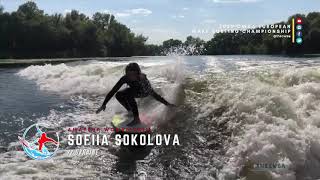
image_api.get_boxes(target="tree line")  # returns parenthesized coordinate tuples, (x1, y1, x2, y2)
(0, 2, 153, 58)
(0, 2, 319, 59)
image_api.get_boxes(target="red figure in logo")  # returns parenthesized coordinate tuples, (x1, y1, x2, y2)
(37, 133, 58, 152)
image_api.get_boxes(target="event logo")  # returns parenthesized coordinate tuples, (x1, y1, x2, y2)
(18, 124, 59, 160)
(292, 17, 303, 44)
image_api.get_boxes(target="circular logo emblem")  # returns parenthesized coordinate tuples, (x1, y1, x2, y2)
(19, 123, 59, 160)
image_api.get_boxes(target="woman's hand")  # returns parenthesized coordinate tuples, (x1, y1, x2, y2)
(96, 105, 106, 114)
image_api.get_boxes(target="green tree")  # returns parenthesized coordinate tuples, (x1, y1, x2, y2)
(1, 1, 320, 58)
(163, 39, 182, 49)
(17, 1, 43, 20)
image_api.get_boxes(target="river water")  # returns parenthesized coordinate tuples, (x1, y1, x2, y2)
(1, 55, 320, 180)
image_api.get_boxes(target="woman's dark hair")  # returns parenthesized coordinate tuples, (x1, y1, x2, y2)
(125, 62, 141, 75)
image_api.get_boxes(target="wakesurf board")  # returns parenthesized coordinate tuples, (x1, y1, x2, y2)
(111, 113, 151, 133)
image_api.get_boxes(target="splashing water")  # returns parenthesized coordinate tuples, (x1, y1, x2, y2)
(163, 44, 205, 56)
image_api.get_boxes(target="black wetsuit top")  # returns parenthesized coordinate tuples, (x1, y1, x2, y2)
(102, 73, 170, 106)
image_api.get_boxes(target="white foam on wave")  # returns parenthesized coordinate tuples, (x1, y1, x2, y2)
(17, 62, 126, 95)
(204, 56, 306, 74)
(15, 60, 183, 122)
(16, 59, 186, 122)
(198, 65, 320, 180)
(17, 59, 185, 96)
(0, 148, 118, 179)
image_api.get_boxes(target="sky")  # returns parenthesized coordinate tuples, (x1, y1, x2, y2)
(1, 0, 320, 44)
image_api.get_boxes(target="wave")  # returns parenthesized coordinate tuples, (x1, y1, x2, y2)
(16, 59, 186, 127)
(197, 65, 320, 179)
(11, 56, 320, 179)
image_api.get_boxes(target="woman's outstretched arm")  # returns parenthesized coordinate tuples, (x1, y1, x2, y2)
(150, 89, 174, 106)
(96, 76, 126, 113)
(102, 76, 125, 106)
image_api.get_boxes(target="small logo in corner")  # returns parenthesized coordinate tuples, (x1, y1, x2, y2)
(19, 123, 59, 160)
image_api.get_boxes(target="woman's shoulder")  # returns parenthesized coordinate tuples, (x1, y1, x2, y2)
(120, 75, 128, 82)
(139, 73, 147, 80)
